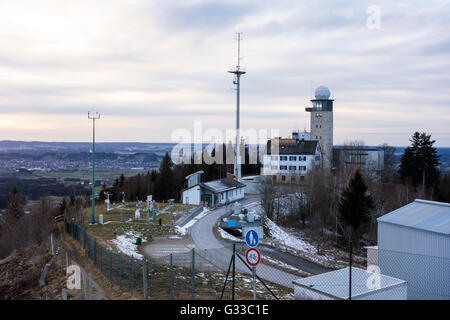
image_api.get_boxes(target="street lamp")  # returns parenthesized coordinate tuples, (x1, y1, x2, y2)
(88, 111, 100, 225)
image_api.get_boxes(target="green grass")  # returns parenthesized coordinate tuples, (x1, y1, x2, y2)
(81, 202, 198, 242)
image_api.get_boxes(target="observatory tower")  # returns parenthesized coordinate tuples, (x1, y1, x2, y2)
(306, 86, 334, 170)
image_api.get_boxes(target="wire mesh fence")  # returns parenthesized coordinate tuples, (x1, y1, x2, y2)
(65, 221, 292, 300)
(378, 248, 450, 300)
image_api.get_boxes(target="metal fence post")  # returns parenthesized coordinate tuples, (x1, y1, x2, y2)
(170, 253, 174, 300)
(143, 258, 148, 300)
(191, 248, 195, 300)
(130, 257, 134, 297)
(232, 243, 235, 300)
(119, 253, 122, 291)
(94, 239, 97, 266)
(147, 258, 150, 298)
(100, 245, 103, 273)
(109, 250, 112, 281)
(349, 241, 352, 300)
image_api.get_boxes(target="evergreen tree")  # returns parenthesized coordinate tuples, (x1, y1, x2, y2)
(60, 198, 67, 215)
(5, 187, 24, 224)
(399, 147, 416, 186)
(155, 152, 175, 200)
(338, 170, 374, 247)
(399, 132, 440, 191)
(119, 174, 125, 187)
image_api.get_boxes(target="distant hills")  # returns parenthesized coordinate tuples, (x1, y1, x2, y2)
(0, 140, 449, 172)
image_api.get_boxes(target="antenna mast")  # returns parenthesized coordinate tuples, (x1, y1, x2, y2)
(228, 32, 246, 182)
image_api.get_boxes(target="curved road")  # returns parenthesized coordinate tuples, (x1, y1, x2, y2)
(191, 196, 329, 289)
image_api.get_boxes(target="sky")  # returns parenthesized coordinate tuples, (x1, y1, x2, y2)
(0, 0, 449, 146)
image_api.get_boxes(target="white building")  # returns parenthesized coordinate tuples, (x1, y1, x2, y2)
(377, 199, 450, 300)
(262, 138, 321, 182)
(293, 267, 407, 300)
(333, 146, 384, 177)
(182, 171, 245, 206)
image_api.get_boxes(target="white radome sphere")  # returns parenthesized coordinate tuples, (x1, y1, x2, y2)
(315, 86, 331, 100)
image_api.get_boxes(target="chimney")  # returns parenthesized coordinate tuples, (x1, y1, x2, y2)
(226, 172, 235, 186)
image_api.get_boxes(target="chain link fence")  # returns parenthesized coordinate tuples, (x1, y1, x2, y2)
(378, 248, 450, 300)
(65, 221, 293, 300)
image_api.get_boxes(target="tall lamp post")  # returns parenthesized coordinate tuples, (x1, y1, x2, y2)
(88, 111, 100, 225)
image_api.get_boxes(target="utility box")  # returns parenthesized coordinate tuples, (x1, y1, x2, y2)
(135, 237, 142, 246)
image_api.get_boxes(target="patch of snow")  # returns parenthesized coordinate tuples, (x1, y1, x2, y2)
(265, 218, 316, 254)
(175, 208, 209, 235)
(109, 230, 145, 260)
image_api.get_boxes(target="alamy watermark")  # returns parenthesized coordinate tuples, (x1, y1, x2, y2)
(366, 264, 381, 290)
(67, 264, 81, 290)
(170, 120, 280, 165)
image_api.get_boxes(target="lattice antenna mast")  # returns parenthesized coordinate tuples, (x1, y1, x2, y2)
(88, 111, 100, 225)
(228, 32, 246, 182)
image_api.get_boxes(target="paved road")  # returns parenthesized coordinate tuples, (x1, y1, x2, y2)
(143, 195, 333, 290)
(191, 196, 304, 289)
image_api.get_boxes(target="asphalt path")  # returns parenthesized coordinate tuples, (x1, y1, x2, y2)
(190, 196, 331, 289)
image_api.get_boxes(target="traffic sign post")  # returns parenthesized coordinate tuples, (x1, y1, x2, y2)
(252, 266, 256, 300)
(245, 229, 260, 300)
(245, 248, 260, 300)
(245, 229, 259, 247)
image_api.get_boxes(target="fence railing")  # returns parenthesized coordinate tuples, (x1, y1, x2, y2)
(65, 220, 290, 300)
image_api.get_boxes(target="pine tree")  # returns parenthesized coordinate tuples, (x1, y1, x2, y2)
(338, 170, 374, 247)
(399, 132, 440, 192)
(119, 174, 125, 187)
(155, 152, 175, 200)
(60, 198, 67, 215)
(5, 187, 24, 224)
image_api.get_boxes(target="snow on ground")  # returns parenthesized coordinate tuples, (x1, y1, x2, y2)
(109, 230, 145, 260)
(175, 207, 209, 236)
(265, 218, 316, 255)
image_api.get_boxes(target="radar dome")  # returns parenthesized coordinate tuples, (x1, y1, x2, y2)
(314, 86, 331, 100)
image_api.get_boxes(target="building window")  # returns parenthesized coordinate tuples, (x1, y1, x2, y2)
(291, 176, 296, 182)
(299, 166, 306, 171)
(281, 175, 286, 181)
(289, 156, 297, 161)
(300, 176, 305, 181)
(280, 165, 287, 170)
(271, 155, 278, 160)
(271, 165, 278, 171)
(280, 156, 288, 161)
(289, 166, 296, 171)
(272, 175, 276, 181)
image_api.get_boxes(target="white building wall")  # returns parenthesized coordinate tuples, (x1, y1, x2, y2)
(182, 186, 201, 205)
(378, 222, 450, 300)
(262, 154, 318, 175)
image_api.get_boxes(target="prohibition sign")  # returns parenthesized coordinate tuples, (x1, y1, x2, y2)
(245, 248, 261, 267)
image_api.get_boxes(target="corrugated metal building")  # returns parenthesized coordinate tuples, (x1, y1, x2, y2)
(377, 199, 450, 300)
(292, 267, 407, 300)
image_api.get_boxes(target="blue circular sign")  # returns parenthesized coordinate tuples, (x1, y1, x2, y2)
(245, 229, 259, 247)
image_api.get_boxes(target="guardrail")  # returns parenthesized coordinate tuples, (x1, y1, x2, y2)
(176, 206, 204, 228)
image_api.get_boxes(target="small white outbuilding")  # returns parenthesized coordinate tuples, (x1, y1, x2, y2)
(293, 267, 407, 300)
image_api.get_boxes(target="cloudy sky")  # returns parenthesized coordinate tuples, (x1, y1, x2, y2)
(0, 0, 449, 146)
